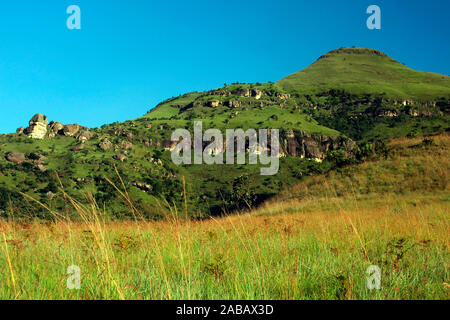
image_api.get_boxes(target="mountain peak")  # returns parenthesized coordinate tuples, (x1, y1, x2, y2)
(277, 47, 450, 101)
(318, 47, 388, 60)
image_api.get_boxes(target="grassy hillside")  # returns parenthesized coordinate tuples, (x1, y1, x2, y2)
(255, 134, 449, 216)
(145, 48, 450, 142)
(1, 47, 449, 219)
(275, 48, 450, 142)
(0, 134, 447, 299)
(141, 84, 340, 135)
(277, 47, 450, 101)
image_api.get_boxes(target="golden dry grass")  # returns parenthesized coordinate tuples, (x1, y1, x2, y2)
(0, 134, 448, 299)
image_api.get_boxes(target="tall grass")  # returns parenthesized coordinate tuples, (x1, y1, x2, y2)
(0, 136, 448, 300)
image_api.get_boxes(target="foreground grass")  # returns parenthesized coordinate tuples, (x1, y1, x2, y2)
(0, 135, 448, 300)
(0, 190, 448, 300)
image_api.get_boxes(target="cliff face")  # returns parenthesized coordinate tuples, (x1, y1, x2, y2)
(281, 130, 356, 160)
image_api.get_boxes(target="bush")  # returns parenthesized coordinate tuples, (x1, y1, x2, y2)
(224, 174, 256, 211)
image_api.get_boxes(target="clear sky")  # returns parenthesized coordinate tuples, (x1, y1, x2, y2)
(0, 0, 449, 133)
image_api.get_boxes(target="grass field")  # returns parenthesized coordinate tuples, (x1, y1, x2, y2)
(0, 135, 448, 300)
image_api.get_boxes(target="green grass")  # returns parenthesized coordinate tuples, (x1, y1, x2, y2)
(0, 134, 448, 300)
(142, 92, 202, 120)
(0, 204, 447, 300)
(1, 47, 449, 219)
(277, 48, 450, 101)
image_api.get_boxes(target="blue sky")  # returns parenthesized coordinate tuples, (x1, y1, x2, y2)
(0, 0, 449, 133)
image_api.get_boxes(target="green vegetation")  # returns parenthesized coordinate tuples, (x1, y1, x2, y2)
(277, 47, 450, 101)
(0, 135, 447, 299)
(0, 43, 449, 299)
(0, 47, 449, 219)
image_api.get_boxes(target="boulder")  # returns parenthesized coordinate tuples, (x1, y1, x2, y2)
(5, 152, 25, 165)
(251, 89, 263, 100)
(29, 113, 46, 124)
(208, 100, 221, 108)
(35, 164, 47, 172)
(113, 154, 127, 162)
(49, 121, 64, 134)
(25, 113, 48, 139)
(16, 127, 24, 135)
(98, 139, 113, 151)
(63, 124, 80, 137)
(120, 141, 133, 150)
(162, 140, 177, 151)
(71, 144, 85, 152)
(76, 130, 94, 142)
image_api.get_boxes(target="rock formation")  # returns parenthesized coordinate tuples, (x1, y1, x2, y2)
(120, 141, 133, 150)
(63, 124, 80, 137)
(98, 139, 113, 151)
(77, 130, 94, 142)
(5, 152, 26, 165)
(49, 121, 64, 134)
(25, 113, 48, 139)
(281, 130, 356, 160)
(113, 154, 127, 162)
(71, 144, 85, 152)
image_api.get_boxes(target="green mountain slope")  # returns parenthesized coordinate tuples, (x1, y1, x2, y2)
(277, 47, 450, 101)
(274, 48, 450, 142)
(141, 83, 340, 136)
(1, 47, 449, 220)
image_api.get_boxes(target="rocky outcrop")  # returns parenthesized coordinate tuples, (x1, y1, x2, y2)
(49, 121, 64, 134)
(374, 107, 439, 117)
(276, 93, 291, 100)
(63, 124, 80, 137)
(133, 182, 153, 193)
(5, 152, 26, 165)
(208, 100, 221, 108)
(76, 130, 94, 142)
(98, 139, 113, 151)
(35, 164, 47, 172)
(282, 130, 356, 160)
(162, 140, 177, 151)
(25, 113, 48, 139)
(20, 115, 93, 141)
(224, 100, 242, 108)
(120, 141, 133, 150)
(113, 154, 127, 162)
(71, 144, 85, 152)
